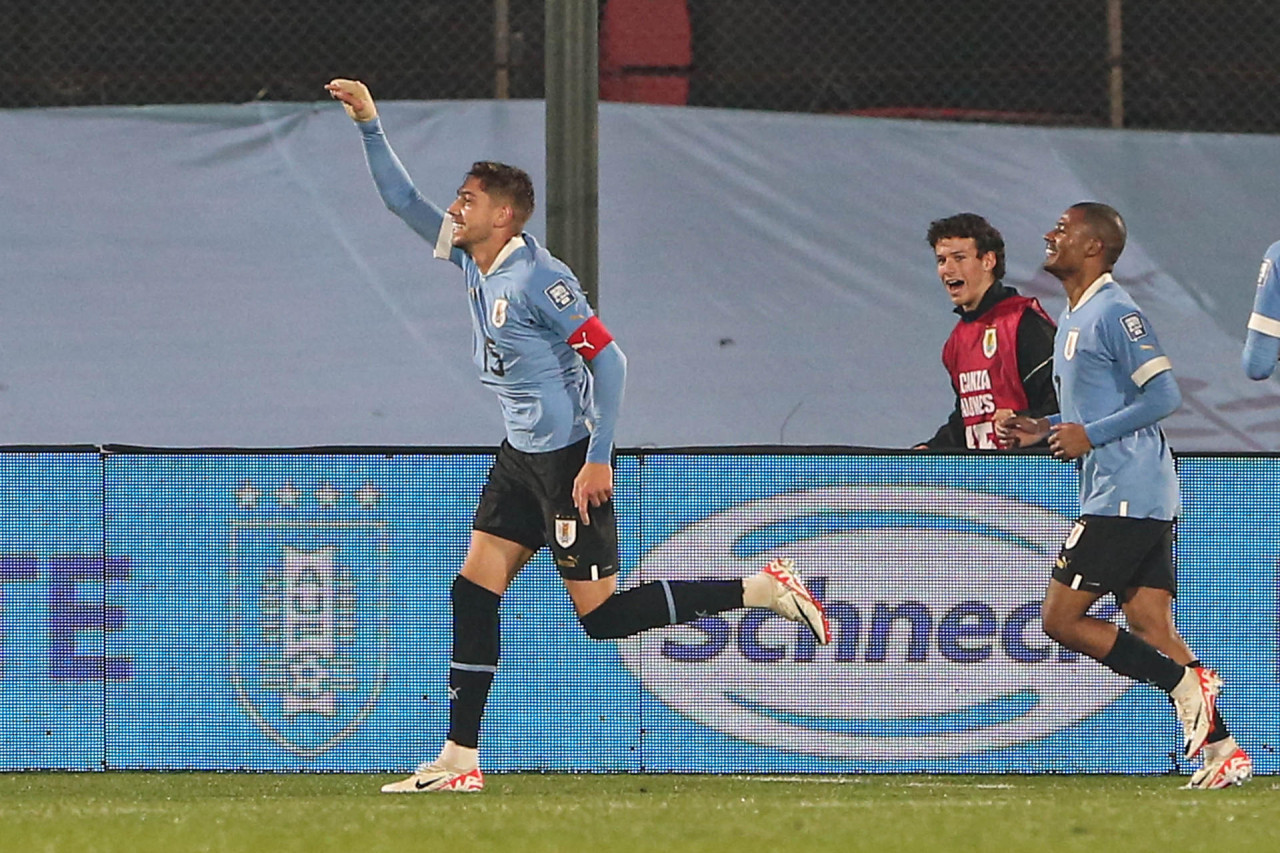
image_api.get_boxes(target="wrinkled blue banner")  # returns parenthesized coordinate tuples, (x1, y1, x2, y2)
(0, 451, 1274, 774)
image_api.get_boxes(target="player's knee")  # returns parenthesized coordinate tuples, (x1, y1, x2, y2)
(1122, 605, 1172, 646)
(1040, 610, 1074, 646)
(1128, 620, 1176, 652)
(578, 596, 624, 641)
(1125, 619, 1151, 642)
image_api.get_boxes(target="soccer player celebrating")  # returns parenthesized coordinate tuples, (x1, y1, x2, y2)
(997, 203, 1251, 789)
(1243, 240, 1280, 380)
(325, 79, 831, 793)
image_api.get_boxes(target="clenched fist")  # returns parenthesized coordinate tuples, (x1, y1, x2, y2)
(325, 78, 378, 122)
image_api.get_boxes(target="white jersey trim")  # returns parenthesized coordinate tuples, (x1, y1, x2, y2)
(1131, 355, 1172, 387)
(436, 226, 527, 274)
(433, 217, 453, 260)
(483, 235, 527, 277)
(1248, 311, 1280, 338)
(1067, 273, 1114, 313)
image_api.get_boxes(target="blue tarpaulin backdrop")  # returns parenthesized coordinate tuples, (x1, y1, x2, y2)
(2, 102, 1278, 449)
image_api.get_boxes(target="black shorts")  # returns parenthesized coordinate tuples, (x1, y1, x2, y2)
(472, 437, 618, 581)
(1052, 514, 1176, 597)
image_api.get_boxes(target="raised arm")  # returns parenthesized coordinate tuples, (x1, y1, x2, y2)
(325, 78, 454, 254)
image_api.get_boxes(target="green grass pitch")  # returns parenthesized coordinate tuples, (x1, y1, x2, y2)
(0, 772, 1273, 852)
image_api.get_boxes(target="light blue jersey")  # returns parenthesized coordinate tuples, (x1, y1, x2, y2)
(356, 118, 620, 460)
(1243, 240, 1280, 380)
(443, 232, 597, 455)
(1053, 275, 1180, 520)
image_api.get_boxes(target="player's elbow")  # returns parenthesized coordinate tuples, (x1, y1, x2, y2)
(1244, 353, 1277, 381)
(1245, 362, 1272, 381)
(1243, 333, 1280, 380)
(599, 340, 625, 364)
(377, 184, 424, 215)
(381, 192, 415, 215)
(594, 342, 627, 377)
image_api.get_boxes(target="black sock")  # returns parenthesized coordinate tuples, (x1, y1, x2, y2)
(1187, 659, 1232, 743)
(447, 576, 501, 749)
(1099, 628, 1186, 692)
(1205, 706, 1231, 744)
(579, 580, 743, 640)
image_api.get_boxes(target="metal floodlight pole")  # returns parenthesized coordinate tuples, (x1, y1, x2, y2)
(495, 0, 510, 100)
(1108, 0, 1124, 129)
(545, 0, 600, 309)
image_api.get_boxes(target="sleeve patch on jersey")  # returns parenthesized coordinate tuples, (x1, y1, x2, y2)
(568, 316, 614, 361)
(545, 279, 575, 311)
(1258, 259, 1274, 288)
(1120, 312, 1147, 341)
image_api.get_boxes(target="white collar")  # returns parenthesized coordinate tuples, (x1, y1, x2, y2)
(1069, 272, 1114, 312)
(483, 235, 526, 277)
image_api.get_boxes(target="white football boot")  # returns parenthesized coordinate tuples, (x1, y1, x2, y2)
(743, 558, 832, 645)
(381, 762, 484, 793)
(1170, 666, 1222, 759)
(381, 742, 484, 793)
(1184, 737, 1253, 790)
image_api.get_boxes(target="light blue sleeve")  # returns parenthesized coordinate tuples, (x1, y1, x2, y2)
(1106, 305, 1169, 385)
(1243, 241, 1280, 380)
(1243, 331, 1280, 380)
(1084, 370, 1181, 447)
(523, 272, 622, 462)
(357, 118, 465, 267)
(1084, 308, 1180, 445)
(527, 273, 593, 339)
(585, 342, 627, 464)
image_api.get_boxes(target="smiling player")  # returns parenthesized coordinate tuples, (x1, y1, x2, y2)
(325, 78, 831, 793)
(997, 202, 1251, 790)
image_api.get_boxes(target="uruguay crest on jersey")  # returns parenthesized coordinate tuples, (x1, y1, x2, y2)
(982, 327, 998, 359)
(1064, 328, 1080, 360)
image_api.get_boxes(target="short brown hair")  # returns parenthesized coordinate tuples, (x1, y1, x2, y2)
(926, 212, 1006, 281)
(467, 161, 535, 228)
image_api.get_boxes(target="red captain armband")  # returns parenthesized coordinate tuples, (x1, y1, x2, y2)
(567, 316, 614, 361)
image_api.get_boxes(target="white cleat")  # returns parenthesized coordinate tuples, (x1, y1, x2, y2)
(1185, 738, 1253, 790)
(380, 762, 485, 793)
(1170, 666, 1222, 759)
(747, 558, 832, 645)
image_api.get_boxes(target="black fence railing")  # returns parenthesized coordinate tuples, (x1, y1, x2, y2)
(4, 1, 1278, 132)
